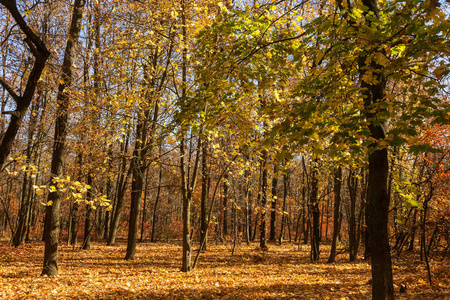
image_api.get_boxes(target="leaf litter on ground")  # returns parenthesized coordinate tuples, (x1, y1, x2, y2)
(0, 240, 449, 299)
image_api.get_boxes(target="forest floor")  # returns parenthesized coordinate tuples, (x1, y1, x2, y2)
(0, 239, 449, 299)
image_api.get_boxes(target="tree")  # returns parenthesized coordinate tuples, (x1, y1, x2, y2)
(41, 0, 86, 276)
(327, 165, 342, 263)
(0, 0, 50, 169)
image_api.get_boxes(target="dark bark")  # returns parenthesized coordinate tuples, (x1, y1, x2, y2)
(151, 163, 163, 242)
(107, 134, 130, 246)
(200, 139, 209, 249)
(269, 164, 278, 241)
(260, 149, 268, 249)
(125, 88, 156, 259)
(279, 166, 289, 245)
(125, 157, 145, 260)
(328, 166, 342, 263)
(324, 187, 330, 241)
(348, 170, 358, 261)
(180, 0, 201, 271)
(364, 70, 394, 300)
(12, 100, 38, 246)
(0, 0, 50, 169)
(408, 209, 417, 251)
(222, 172, 229, 237)
(310, 161, 319, 262)
(349, 0, 395, 296)
(42, 0, 86, 276)
(140, 169, 149, 242)
(244, 168, 251, 245)
(421, 188, 434, 284)
(82, 174, 93, 250)
(192, 159, 236, 270)
(302, 188, 309, 244)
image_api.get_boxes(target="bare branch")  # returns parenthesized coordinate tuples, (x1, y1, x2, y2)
(0, 77, 20, 103)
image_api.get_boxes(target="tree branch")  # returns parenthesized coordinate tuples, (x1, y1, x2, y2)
(0, 77, 20, 103)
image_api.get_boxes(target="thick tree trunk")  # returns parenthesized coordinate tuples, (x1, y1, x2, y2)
(125, 158, 144, 260)
(355, 0, 394, 297)
(181, 171, 192, 272)
(364, 66, 394, 300)
(41, 0, 85, 277)
(125, 103, 152, 259)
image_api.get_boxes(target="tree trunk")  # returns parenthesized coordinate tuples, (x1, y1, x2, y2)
(348, 170, 358, 262)
(200, 139, 209, 249)
(107, 134, 130, 246)
(260, 149, 268, 249)
(82, 174, 93, 250)
(41, 0, 86, 276)
(269, 164, 278, 241)
(102, 148, 113, 240)
(244, 169, 252, 245)
(69, 153, 83, 246)
(356, 0, 394, 296)
(279, 166, 289, 245)
(0, 0, 50, 169)
(151, 163, 163, 242)
(12, 101, 38, 246)
(328, 166, 342, 263)
(140, 169, 149, 242)
(222, 172, 229, 237)
(408, 208, 417, 251)
(179, 0, 201, 271)
(125, 158, 144, 260)
(310, 161, 319, 262)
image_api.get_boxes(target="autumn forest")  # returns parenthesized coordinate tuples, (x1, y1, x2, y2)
(0, 0, 449, 299)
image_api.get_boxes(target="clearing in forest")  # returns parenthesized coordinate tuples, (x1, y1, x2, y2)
(0, 241, 449, 299)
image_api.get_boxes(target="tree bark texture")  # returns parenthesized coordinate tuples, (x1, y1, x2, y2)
(42, 0, 86, 276)
(359, 0, 394, 297)
(0, 0, 50, 169)
(328, 166, 342, 263)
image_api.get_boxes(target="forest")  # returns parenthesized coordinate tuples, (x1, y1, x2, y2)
(0, 0, 449, 299)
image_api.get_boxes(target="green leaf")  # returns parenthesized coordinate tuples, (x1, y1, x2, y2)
(408, 144, 443, 155)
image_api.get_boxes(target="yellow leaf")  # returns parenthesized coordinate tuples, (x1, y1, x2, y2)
(315, 50, 324, 66)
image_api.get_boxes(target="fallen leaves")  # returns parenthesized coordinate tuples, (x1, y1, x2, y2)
(0, 241, 449, 299)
